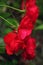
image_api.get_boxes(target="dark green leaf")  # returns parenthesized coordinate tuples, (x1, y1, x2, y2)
(35, 24, 43, 30)
(7, 18, 19, 26)
(0, 2, 6, 5)
(0, 38, 4, 46)
(12, 60, 18, 65)
(0, 38, 5, 53)
(3, 28, 12, 35)
(0, 13, 11, 18)
(4, 18, 19, 28)
(36, 20, 41, 24)
(13, 0, 21, 8)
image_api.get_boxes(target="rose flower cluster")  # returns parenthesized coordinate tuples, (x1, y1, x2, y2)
(4, 0, 39, 60)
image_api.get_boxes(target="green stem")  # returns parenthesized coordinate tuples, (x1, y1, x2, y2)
(0, 5, 25, 13)
(0, 16, 17, 29)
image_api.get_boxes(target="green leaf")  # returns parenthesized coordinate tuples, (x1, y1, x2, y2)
(3, 28, 12, 35)
(13, 1, 19, 8)
(6, 18, 19, 27)
(35, 24, 43, 30)
(29, 61, 36, 65)
(4, 18, 19, 29)
(13, 0, 21, 8)
(0, 47, 5, 53)
(0, 61, 16, 65)
(0, 2, 6, 5)
(0, 38, 5, 53)
(36, 0, 43, 17)
(0, 13, 11, 18)
(0, 2, 6, 12)
(0, 38, 4, 46)
(36, 20, 41, 24)
(0, 16, 18, 29)
(12, 60, 18, 65)
(30, 62, 35, 65)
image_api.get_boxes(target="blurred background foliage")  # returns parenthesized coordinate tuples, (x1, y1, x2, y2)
(0, 0, 43, 65)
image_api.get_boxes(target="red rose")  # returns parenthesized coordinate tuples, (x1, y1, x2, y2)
(4, 31, 17, 45)
(21, 37, 36, 60)
(26, 5, 39, 22)
(4, 31, 26, 55)
(25, 0, 36, 8)
(19, 15, 34, 29)
(5, 39, 21, 55)
(9, 39, 25, 53)
(18, 29, 32, 40)
(26, 38, 36, 59)
(18, 15, 34, 40)
(3, 0, 39, 60)
(5, 45, 13, 55)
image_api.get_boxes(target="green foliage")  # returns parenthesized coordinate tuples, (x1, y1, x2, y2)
(0, 13, 11, 18)
(35, 24, 43, 30)
(0, 38, 5, 53)
(0, 38, 4, 46)
(0, 61, 17, 65)
(6, 18, 19, 28)
(29, 62, 36, 65)
(36, 20, 41, 24)
(3, 28, 12, 35)
(37, 0, 43, 18)
(13, 0, 20, 8)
